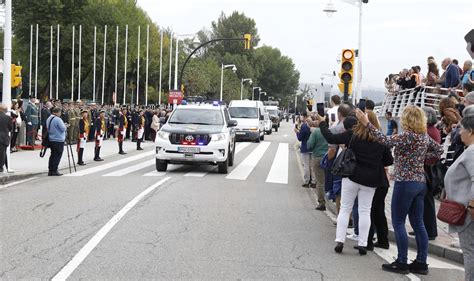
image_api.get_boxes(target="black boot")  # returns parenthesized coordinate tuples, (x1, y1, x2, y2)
(94, 147, 104, 161)
(119, 142, 127, 155)
(137, 139, 143, 150)
(77, 148, 86, 166)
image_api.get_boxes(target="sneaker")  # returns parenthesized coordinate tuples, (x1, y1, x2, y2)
(382, 260, 409, 274)
(354, 244, 374, 252)
(302, 183, 310, 188)
(347, 233, 359, 241)
(315, 205, 326, 211)
(310, 183, 316, 188)
(408, 260, 429, 275)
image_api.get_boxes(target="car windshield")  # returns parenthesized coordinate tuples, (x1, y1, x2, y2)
(267, 109, 278, 116)
(168, 108, 224, 125)
(229, 107, 258, 118)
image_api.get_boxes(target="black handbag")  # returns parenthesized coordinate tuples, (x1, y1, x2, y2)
(331, 135, 356, 177)
(425, 161, 447, 196)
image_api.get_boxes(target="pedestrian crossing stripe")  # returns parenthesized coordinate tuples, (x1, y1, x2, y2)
(68, 142, 289, 184)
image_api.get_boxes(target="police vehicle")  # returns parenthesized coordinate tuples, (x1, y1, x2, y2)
(155, 101, 237, 174)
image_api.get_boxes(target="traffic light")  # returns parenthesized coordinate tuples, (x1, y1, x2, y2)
(244, 34, 252, 50)
(338, 49, 354, 96)
(11, 64, 22, 88)
(306, 99, 314, 112)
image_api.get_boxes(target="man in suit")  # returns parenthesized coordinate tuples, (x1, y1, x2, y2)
(0, 104, 13, 173)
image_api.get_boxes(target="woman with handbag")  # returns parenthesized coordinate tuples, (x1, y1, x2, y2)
(318, 111, 393, 256)
(356, 106, 443, 275)
(442, 113, 474, 281)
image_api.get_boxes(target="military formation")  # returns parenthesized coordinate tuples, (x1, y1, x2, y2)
(19, 97, 171, 166)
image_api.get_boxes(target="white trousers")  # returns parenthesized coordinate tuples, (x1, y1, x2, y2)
(335, 178, 376, 247)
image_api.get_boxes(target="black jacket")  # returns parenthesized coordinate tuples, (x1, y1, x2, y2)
(319, 121, 393, 188)
(0, 112, 13, 146)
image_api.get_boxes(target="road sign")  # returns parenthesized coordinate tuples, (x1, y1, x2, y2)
(168, 90, 183, 105)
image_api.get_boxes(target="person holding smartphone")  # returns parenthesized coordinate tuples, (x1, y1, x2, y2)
(294, 112, 314, 188)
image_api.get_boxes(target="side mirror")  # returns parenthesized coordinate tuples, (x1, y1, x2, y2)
(159, 117, 166, 124)
(228, 120, 238, 127)
(259, 115, 264, 121)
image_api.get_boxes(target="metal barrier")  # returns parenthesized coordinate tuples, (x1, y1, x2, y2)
(378, 86, 463, 118)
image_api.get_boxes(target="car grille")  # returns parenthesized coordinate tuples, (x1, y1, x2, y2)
(169, 133, 211, 145)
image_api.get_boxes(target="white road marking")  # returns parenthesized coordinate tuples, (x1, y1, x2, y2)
(103, 159, 155, 177)
(143, 171, 167, 177)
(66, 151, 154, 177)
(0, 177, 38, 189)
(143, 164, 183, 176)
(183, 142, 251, 177)
(51, 177, 171, 281)
(226, 142, 271, 181)
(235, 142, 251, 154)
(266, 143, 289, 184)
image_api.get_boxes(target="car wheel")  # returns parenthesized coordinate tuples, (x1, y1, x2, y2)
(255, 133, 261, 143)
(218, 158, 229, 174)
(260, 132, 265, 141)
(156, 159, 168, 172)
(275, 126, 278, 132)
(228, 144, 235, 167)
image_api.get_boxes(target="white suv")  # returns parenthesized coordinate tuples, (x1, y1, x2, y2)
(155, 103, 237, 174)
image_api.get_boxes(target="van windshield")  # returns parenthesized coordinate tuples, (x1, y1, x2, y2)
(229, 107, 258, 118)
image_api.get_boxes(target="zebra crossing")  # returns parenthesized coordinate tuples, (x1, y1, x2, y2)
(65, 142, 290, 184)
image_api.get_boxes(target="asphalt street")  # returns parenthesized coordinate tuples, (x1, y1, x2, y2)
(0, 121, 465, 280)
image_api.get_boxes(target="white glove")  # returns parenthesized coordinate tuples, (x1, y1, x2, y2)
(28, 122, 32, 125)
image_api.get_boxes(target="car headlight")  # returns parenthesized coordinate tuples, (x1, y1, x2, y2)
(210, 133, 226, 142)
(157, 131, 170, 140)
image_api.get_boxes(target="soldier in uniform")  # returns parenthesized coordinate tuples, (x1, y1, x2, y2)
(94, 110, 106, 161)
(117, 107, 128, 155)
(136, 109, 145, 151)
(73, 102, 81, 143)
(89, 104, 98, 141)
(24, 96, 39, 147)
(77, 110, 90, 166)
(66, 102, 76, 144)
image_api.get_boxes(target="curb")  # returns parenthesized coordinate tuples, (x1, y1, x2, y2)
(0, 172, 43, 185)
(324, 197, 464, 265)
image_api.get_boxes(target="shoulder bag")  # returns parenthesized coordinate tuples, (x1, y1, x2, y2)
(331, 134, 356, 177)
(437, 199, 467, 226)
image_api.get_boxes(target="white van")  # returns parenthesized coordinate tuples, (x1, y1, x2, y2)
(228, 100, 266, 142)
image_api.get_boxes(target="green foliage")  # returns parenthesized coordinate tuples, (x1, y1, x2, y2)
(8, 4, 299, 106)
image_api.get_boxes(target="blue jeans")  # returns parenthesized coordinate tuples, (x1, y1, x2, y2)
(391, 181, 428, 264)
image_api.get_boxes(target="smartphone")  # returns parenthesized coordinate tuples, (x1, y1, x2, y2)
(316, 103, 325, 117)
(358, 99, 366, 112)
(331, 113, 336, 122)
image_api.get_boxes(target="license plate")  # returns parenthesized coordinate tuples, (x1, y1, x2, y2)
(236, 132, 246, 135)
(178, 147, 200, 153)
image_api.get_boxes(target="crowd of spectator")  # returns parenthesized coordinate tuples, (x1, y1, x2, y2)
(294, 91, 474, 279)
(385, 56, 473, 97)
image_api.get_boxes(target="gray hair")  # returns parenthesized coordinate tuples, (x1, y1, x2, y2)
(461, 115, 474, 133)
(465, 91, 474, 105)
(463, 104, 474, 117)
(423, 107, 438, 126)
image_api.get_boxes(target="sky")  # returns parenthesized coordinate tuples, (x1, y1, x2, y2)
(138, 0, 473, 90)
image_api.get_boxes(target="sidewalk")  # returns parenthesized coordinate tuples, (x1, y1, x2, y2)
(0, 139, 155, 184)
(322, 188, 464, 264)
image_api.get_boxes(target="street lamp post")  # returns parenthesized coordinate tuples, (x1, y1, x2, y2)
(324, 0, 366, 103)
(240, 78, 252, 100)
(259, 91, 267, 101)
(220, 64, 237, 101)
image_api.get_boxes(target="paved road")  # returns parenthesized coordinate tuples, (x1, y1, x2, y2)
(0, 121, 465, 280)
